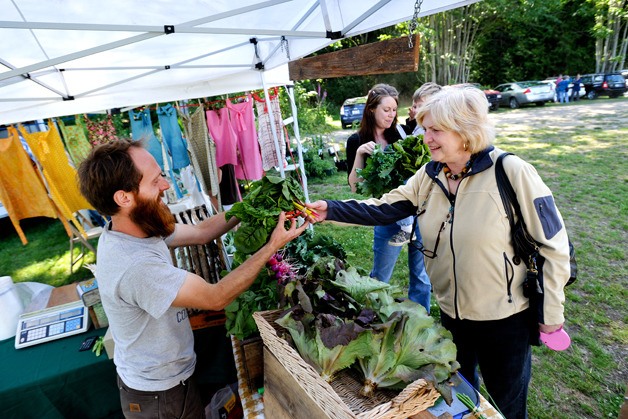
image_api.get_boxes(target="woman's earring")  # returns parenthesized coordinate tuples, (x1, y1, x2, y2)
(463, 142, 468, 151)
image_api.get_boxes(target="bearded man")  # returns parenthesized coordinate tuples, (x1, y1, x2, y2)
(77, 139, 307, 418)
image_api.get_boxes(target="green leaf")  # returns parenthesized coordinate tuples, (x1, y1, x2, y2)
(233, 225, 269, 254)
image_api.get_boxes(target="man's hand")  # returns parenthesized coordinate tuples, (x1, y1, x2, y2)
(267, 211, 309, 249)
(305, 201, 328, 223)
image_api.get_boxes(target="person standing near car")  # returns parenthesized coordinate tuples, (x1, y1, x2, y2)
(571, 74, 582, 101)
(77, 139, 308, 418)
(557, 75, 571, 103)
(345, 83, 432, 312)
(308, 86, 571, 419)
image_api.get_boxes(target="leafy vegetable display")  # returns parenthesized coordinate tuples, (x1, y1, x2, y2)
(356, 134, 431, 198)
(223, 174, 346, 340)
(276, 257, 460, 403)
(225, 174, 308, 257)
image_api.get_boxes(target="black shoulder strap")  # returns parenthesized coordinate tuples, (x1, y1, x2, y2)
(496, 152, 541, 265)
(495, 152, 519, 230)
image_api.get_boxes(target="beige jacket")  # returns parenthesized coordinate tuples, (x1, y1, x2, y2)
(327, 147, 570, 325)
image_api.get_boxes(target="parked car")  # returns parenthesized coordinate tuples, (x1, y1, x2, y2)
(541, 78, 586, 101)
(493, 81, 555, 109)
(450, 83, 501, 111)
(620, 69, 628, 88)
(340, 96, 367, 129)
(471, 83, 502, 111)
(580, 73, 628, 99)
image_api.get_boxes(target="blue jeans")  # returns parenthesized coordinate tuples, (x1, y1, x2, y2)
(396, 215, 413, 228)
(372, 221, 431, 312)
(441, 310, 532, 419)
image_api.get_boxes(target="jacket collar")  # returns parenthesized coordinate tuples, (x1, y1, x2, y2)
(425, 145, 495, 180)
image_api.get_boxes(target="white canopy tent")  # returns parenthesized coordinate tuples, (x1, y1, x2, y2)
(0, 0, 479, 125)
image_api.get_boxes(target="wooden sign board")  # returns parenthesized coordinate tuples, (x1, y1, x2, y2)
(288, 35, 420, 80)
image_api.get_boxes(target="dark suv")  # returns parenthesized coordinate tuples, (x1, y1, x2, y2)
(580, 73, 627, 99)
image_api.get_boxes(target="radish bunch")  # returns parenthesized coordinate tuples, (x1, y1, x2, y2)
(267, 252, 297, 285)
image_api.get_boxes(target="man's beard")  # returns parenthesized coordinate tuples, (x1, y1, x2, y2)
(130, 193, 176, 238)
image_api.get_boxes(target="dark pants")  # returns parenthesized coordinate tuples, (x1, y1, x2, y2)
(441, 310, 532, 419)
(117, 374, 205, 419)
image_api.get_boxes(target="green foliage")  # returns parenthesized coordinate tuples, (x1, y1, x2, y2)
(224, 268, 278, 340)
(111, 113, 131, 138)
(356, 146, 401, 198)
(302, 136, 338, 179)
(279, 82, 336, 136)
(302, 0, 607, 95)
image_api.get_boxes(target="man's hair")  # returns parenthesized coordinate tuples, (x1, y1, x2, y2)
(77, 139, 144, 216)
(416, 86, 495, 154)
(412, 82, 442, 102)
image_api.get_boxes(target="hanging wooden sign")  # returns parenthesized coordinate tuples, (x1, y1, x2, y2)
(288, 35, 420, 80)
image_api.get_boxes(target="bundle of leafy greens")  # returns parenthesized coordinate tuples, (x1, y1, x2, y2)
(276, 257, 459, 402)
(358, 299, 459, 401)
(276, 306, 375, 382)
(225, 173, 307, 257)
(356, 134, 431, 198)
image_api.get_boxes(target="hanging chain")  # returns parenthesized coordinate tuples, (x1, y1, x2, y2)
(407, 0, 423, 48)
(280, 36, 290, 60)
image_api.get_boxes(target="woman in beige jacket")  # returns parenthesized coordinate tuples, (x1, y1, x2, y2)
(308, 86, 571, 419)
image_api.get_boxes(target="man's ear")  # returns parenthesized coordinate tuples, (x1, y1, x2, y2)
(113, 190, 133, 209)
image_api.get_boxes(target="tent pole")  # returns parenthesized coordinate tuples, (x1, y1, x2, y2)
(260, 71, 285, 178)
(284, 85, 310, 203)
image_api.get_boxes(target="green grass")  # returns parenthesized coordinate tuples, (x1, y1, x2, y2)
(0, 218, 95, 286)
(0, 98, 625, 418)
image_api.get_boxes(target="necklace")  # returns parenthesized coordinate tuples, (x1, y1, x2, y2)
(443, 158, 473, 181)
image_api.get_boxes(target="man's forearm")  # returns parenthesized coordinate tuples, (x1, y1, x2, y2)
(211, 240, 278, 308)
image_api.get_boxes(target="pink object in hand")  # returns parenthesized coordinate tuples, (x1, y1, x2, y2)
(539, 327, 571, 351)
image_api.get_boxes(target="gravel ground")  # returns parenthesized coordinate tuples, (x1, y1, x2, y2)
(324, 99, 628, 146)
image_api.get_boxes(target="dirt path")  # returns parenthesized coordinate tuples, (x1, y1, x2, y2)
(324, 99, 627, 145)
(488, 99, 627, 133)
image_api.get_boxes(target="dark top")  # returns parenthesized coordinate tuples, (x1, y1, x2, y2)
(345, 124, 411, 177)
(219, 163, 239, 205)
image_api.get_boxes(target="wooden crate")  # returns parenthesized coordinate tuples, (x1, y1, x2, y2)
(253, 310, 440, 419)
(231, 335, 264, 418)
(234, 335, 264, 393)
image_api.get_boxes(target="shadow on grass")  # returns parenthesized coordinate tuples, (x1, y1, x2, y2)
(0, 217, 95, 286)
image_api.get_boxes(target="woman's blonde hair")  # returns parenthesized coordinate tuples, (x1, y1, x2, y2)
(416, 85, 495, 154)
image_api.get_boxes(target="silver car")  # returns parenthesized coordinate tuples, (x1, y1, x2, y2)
(494, 81, 555, 109)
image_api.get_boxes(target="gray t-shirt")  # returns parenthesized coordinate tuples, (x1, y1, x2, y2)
(96, 222, 193, 391)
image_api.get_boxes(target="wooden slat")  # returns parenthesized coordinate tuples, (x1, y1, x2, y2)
(263, 347, 331, 419)
(288, 35, 420, 80)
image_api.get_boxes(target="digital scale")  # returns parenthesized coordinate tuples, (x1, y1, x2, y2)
(15, 300, 91, 349)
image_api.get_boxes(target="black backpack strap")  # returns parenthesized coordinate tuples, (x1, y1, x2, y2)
(495, 152, 517, 230)
(495, 152, 541, 265)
